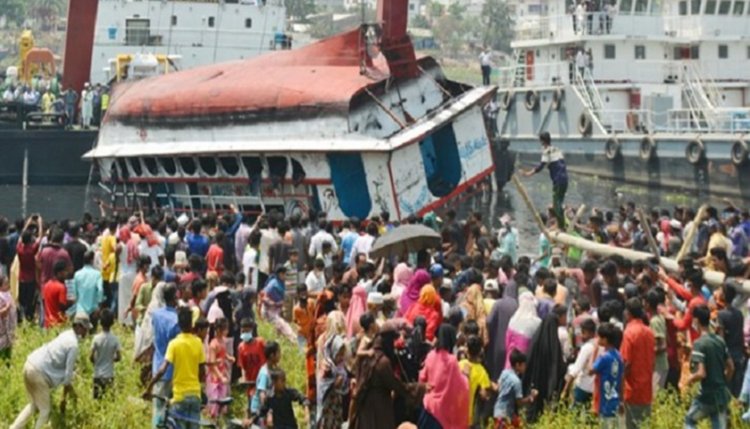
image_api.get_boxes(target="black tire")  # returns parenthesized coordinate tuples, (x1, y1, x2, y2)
(525, 90, 539, 111)
(731, 140, 749, 165)
(640, 136, 656, 161)
(551, 88, 564, 111)
(501, 91, 514, 111)
(605, 137, 621, 160)
(578, 113, 592, 136)
(685, 139, 705, 165)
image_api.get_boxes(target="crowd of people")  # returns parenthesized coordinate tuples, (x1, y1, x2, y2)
(0, 195, 749, 429)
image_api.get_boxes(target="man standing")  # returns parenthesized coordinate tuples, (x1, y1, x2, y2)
(10, 313, 91, 429)
(479, 47, 492, 86)
(684, 305, 734, 429)
(71, 251, 104, 322)
(620, 298, 655, 429)
(80, 82, 93, 129)
(151, 284, 181, 427)
(522, 132, 569, 228)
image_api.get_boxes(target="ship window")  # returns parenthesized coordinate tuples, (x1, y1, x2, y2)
(125, 18, 150, 46)
(116, 158, 130, 180)
(635, 45, 646, 59)
(143, 157, 159, 175)
(719, 0, 731, 12)
(679, 0, 688, 13)
(171, 15, 177, 26)
(291, 158, 306, 183)
(245, 18, 252, 28)
(267, 156, 288, 186)
(241, 157, 263, 194)
(604, 44, 616, 59)
(208, 16, 215, 27)
(733, 1, 745, 14)
(691, 45, 700, 58)
(419, 124, 461, 198)
(619, 0, 633, 13)
(719, 44, 729, 58)
(691, 0, 701, 14)
(179, 157, 197, 175)
(129, 158, 143, 176)
(635, 0, 648, 13)
(327, 153, 372, 219)
(705, 0, 717, 12)
(219, 156, 240, 175)
(199, 157, 218, 176)
(160, 158, 177, 175)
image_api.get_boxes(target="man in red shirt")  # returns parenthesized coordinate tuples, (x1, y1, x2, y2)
(43, 260, 72, 328)
(661, 269, 707, 342)
(621, 297, 656, 429)
(16, 216, 43, 322)
(206, 231, 225, 278)
(236, 318, 266, 398)
(37, 228, 72, 287)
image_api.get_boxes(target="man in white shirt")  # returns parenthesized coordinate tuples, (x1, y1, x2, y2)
(564, 318, 597, 406)
(308, 220, 338, 259)
(479, 48, 492, 86)
(350, 223, 378, 265)
(11, 313, 91, 429)
(575, 49, 587, 78)
(242, 231, 261, 291)
(305, 258, 327, 297)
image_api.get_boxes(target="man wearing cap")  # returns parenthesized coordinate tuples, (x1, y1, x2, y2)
(10, 313, 91, 429)
(521, 132, 569, 228)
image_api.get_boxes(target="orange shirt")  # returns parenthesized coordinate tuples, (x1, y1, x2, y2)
(206, 244, 224, 277)
(293, 299, 316, 339)
(620, 318, 655, 405)
(43, 279, 68, 328)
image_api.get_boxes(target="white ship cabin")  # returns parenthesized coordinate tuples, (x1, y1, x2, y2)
(90, 0, 288, 85)
(502, 0, 750, 133)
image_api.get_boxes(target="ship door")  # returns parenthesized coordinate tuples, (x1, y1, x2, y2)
(326, 153, 372, 219)
(525, 50, 535, 81)
(419, 124, 461, 197)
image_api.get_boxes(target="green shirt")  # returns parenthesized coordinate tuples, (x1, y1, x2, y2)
(691, 333, 731, 408)
(649, 315, 669, 373)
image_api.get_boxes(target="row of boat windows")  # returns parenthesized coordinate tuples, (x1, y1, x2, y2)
(601, 44, 743, 60)
(113, 156, 305, 179)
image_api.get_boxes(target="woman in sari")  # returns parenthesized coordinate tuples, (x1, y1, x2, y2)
(418, 324, 469, 429)
(398, 269, 431, 317)
(316, 334, 349, 429)
(504, 291, 541, 368)
(485, 283, 518, 381)
(404, 285, 442, 341)
(133, 281, 165, 385)
(461, 282, 488, 344)
(390, 263, 413, 303)
(346, 284, 368, 338)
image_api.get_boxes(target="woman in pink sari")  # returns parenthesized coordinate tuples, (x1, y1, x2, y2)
(389, 263, 413, 304)
(504, 291, 541, 368)
(398, 269, 431, 316)
(345, 284, 367, 337)
(418, 324, 469, 429)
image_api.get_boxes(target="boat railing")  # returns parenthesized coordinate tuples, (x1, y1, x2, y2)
(495, 61, 570, 88)
(597, 108, 750, 134)
(93, 24, 282, 48)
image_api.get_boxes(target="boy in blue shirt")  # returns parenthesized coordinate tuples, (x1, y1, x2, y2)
(591, 322, 624, 429)
(494, 349, 538, 428)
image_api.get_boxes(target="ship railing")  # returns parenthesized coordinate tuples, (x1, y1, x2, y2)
(513, 13, 664, 41)
(93, 25, 282, 48)
(666, 109, 750, 133)
(596, 109, 653, 133)
(495, 61, 570, 88)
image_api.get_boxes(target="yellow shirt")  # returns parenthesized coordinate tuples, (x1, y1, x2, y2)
(100, 235, 117, 282)
(165, 333, 206, 402)
(459, 359, 491, 425)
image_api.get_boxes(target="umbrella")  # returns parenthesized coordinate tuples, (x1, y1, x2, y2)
(369, 224, 442, 259)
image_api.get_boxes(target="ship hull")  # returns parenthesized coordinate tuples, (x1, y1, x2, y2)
(0, 129, 97, 185)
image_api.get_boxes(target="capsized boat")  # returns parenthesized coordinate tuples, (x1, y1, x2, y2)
(84, 0, 497, 221)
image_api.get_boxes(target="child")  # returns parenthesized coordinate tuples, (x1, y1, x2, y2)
(237, 318, 266, 398)
(564, 317, 597, 407)
(283, 249, 300, 320)
(207, 317, 234, 417)
(494, 349, 537, 428)
(293, 284, 315, 352)
(259, 369, 308, 429)
(0, 275, 17, 362)
(90, 308, 121, 399)
(590, 322, 624, 429)
(249, 341, 281, 421)
(459, 335, 492, 429)
(356, 312, 378, 356)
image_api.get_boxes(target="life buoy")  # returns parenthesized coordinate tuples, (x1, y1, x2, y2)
(578, 113, 592, 136)
(605, 137, 621, 160)
(640, 136, 656, 160)
(501, 91, 514, 110)
(525, 90, 539, 111)
(626, 112, 638, 132)
(731, 139, 749, 165)
(685, 139, 705, 165)
(551, 88, 564, 111)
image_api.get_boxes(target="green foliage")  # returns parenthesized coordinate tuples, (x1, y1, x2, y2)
(0, 0, 29, 27)
(480, 0, 514, 52)
(286, 0, 316, 22)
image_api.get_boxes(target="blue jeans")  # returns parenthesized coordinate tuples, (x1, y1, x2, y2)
(173, 395, 202, 429)
(684, 398, 727, 429)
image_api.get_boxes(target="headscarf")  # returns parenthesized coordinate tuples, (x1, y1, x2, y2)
(317, 310, 346, 370)
(485, 294, 519, 380)
(134, 281, 166, 360)
(659, 219, 671, 254)
(398, 269, 431, 316)
(346, 285, 367, 337)
(390, 263, 413, 302)
(316, 334, 348, 422)
(233, 287, 256, 324)
(508, 291, 541, 339)
(404, 285, 443, 341)
(461, 283, 488, 343)
(522, 313, 566, 422)
(134, 223, 159, 247)
(119, 227, 140, 265)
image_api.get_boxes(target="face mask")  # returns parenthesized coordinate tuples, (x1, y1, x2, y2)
(241, 332, 254, 342)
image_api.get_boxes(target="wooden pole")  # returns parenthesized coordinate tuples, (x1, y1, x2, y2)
(676, 204, 708, 262)
(637, 208, 661, 257)
(511, 174, 550, 241)
(568, 204, 587, 233)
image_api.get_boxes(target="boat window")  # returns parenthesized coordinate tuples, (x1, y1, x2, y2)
(719, 44, 729, 59)
(198, 157, 218, 176)
(160, 158, 177, 175)
(635, 45, 646, 59)
(718, 0, 732, 12)
(679, 0, 688, 13)
(219, 156, 240, 175)
(129, 158, 143, 176)
(179, 157, 197, 175)
(327, 153, 372, 219)
(116, 158, 129, 180)
(241, 157, 263, 194)
(208, 17, 215, 27)
(125, 19, 150, 46)
(691, 0, 701, 14)
(635, 0, 648, 13)
(705, 0, 717, 12)
(604, 44, 616, 59)
(620, 0, 633, 13)
(419, 124, 461, 197)
(291, 158, 306, 183)
(650, 0, 663, 13)
(733, 1, 745, 14)
(267, 157, 288, 182)
(691, 45, 700, 58)
(245, 18, 252, 28)
(143, 157, 159, 175)
(171, 15, 177, 26)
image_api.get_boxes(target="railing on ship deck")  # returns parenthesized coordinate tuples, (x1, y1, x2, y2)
(597, 108, 750, 134)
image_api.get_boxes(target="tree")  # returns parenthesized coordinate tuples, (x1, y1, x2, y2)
(0, 0, 29, 28)
(286, 0, 316, 22)
(480, 0, 514, 52)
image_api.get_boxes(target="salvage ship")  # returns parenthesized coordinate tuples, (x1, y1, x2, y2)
(83, 0, 498, 221)
(496, 0, 750, 200)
